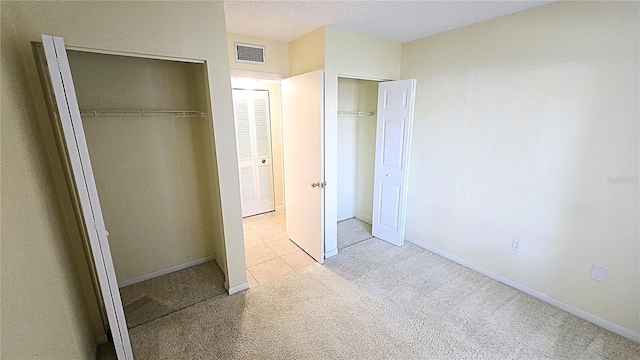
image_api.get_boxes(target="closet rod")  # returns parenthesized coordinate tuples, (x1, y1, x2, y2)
(337, 111, 375, 117)
(80, 110, 207, 118)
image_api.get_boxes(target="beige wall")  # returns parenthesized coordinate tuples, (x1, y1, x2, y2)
(68, 51, 207, 110)
(2, 8, 96, 360)
(289, 27, 325, 76)
(401, 1, 639, 335)
(1, 49, 98, 359)
(69, 51, 219, 283)
(324, 27, 402, 255)
(228, 33, 289, 75)
(337, 78, 378, 224)
(231, 79, 285, 210)
(1, 1, 244, 357)
(324, 27, 401, 82)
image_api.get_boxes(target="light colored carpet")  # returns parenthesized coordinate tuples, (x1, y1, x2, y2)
(337, 217, 373, 250)
(119, 260, 226, 329)
(96, 238, 639, 359)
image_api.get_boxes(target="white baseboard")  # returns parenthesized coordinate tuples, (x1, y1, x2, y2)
(213, 256, 230, 290)
(93, 333, 109, 358)
(118, 255, 216, 288)
(93, 333, 109, 359)
(325, 248, 338, 258)
(276, 205, 285, 211)
(213, 256, 225, 274)
(228, 282, 249, 295)
(404, 237, 640, 344)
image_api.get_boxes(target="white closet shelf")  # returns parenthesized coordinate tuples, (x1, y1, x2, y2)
(80, 109, 207, 118)
(337, 111, 375, 117)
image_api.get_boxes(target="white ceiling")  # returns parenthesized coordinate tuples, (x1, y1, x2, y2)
(224, 1, 552, 44)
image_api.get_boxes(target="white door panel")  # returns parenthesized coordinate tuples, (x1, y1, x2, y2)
(379, 182, 401, 229)
(40, 35, 133, 359)
(381, 118, 406, 168)
(372, 79, 417, 246)
(282, 70, 324, 263)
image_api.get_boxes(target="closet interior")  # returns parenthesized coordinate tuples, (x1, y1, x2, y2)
(336, 77, 380, 250)
(66, 50, 226, 330)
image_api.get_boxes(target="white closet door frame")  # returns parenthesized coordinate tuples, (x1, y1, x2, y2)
(41, 34, 133, 359)
(330, 75, 416, 254)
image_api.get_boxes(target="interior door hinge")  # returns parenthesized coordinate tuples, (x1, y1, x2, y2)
(311, 181, 327, 189)
(54, 57, 63, 73)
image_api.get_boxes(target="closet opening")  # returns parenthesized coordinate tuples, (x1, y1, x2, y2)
(64, 49, 227, 334)
(336, 77, 381, 250)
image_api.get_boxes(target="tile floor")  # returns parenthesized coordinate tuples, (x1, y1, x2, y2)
(243, 209, 316, 287)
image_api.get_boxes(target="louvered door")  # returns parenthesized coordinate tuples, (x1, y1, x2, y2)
(232, 89, 275, 217)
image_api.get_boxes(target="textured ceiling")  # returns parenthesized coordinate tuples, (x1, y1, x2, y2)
(224, 1, 551, 43)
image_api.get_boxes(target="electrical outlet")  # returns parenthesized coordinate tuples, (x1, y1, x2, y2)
(589, 264, 608, 282)
(511, 239, 522, 252)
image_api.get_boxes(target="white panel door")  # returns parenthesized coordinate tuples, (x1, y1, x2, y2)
(281, 70, 324, 263)
(372, 79, 417, 246)
(233, 89, 275, 217)
(39, 35, 133, 359)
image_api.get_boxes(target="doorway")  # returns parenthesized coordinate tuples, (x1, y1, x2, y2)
(231, 77, 286, 216)
(336, 77, 379, 250)
(232, 89, 276, 217)
(230, 76, 317, 286)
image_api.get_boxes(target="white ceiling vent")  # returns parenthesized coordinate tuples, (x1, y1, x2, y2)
(235, 42, 266, 65)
